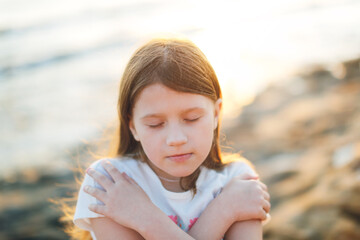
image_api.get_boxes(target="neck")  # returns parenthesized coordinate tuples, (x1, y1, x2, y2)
(157, 175, 180, 183)
(160, 179, 184, 192)
(145, 159, 184, 192)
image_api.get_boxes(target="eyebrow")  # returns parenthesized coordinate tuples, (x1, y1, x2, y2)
(140, 107, 205, 120)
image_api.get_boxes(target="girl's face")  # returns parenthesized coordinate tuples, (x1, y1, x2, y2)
(129, 83, 221, 179)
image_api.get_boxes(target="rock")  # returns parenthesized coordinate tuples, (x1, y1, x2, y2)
(224, 58, 360, 239)
(332, 142, 360, 168)
(342, 58, 360, 80)
(0, 170, 74, 240)
(263, 157, 360, 239)
(1, 57, 360, 239)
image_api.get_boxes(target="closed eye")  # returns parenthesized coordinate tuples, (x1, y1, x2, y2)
(185, 117, 200, 122)
(148, 123, 164, 128)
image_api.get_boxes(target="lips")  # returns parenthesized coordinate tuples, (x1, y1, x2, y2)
(167, 153, 192, 163)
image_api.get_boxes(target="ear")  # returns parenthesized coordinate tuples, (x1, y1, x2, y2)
(129, 119, 140, 141)
(214, 98, 222, 129)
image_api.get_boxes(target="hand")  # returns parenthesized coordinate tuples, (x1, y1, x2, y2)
(220, 174, 270, 223)
(84, 160, 155, 230)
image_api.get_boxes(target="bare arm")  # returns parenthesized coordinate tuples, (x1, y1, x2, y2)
(85, 161, 269, 239)
(89, 191, 264, 240)
(90, 218, 144, 240)
(225, 220, 262, 240)
(90, 218, 262, 240)
(90, 213, 194, 240)
(85, 164, 194, 240)
(188, 175, 269, 239)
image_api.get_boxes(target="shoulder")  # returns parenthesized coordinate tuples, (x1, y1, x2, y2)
(223, 158, 257, 177)
(197, 157, 257, 190)
(88, 156, 139, 173)
(202, 157, 256, 179)
(87, 156, 150, 184)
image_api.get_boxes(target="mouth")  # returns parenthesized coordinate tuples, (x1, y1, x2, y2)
(167, 153, 192, 163)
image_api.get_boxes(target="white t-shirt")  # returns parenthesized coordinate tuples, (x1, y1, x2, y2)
(74, 157, 264, 239)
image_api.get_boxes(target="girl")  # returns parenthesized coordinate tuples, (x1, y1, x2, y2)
(73, 38, 270, 240)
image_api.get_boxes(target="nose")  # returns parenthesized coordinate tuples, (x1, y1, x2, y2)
(166, 126, 188, 146)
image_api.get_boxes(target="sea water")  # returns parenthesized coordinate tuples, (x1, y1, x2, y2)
(1, 0, 359, 176)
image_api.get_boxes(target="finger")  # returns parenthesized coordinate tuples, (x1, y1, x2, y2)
(101, 160, 123, 182)
(258, 181, 268, 191)
(86, 168, 114, 190)
(237, 172, 259, 180)
(89, 204, 106, 215)
(121, 172, 140, 186)
(259, 208, 267, 221)
(264, 213, 271, 224)
(263, 191, 270, 201)
(121, 172, 132, 184)
(84, 185, 107, 203)
(263, 199, 271, 213)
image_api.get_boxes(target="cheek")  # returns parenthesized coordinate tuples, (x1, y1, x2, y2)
(194, 120, 215, 155)
(137, 130, 163, 159)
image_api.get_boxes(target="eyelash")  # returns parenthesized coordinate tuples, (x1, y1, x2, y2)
(185, 117, 200, 122)
(147, 118, 200, 128)
(148, 123, 164, 128)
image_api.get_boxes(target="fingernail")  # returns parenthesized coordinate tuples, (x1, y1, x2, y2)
(102, 160, 111, 167)
(122, 172, 130, 181)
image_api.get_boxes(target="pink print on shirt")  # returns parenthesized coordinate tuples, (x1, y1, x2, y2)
(169, 215, 178, 224)
(168, 215, 198, 231)
(188, 217, 198, 230)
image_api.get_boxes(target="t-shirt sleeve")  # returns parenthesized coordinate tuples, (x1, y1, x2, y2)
(73, 159, 112, 231)
(226, 159, 257, 179)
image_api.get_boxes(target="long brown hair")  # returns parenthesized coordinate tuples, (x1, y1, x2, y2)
(115, 38, 225, 191)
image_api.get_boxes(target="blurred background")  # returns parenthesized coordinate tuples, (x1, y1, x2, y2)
(1, 0, 359, 239)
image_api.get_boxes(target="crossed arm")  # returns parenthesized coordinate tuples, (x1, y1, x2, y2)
(84, 161, 270, 240)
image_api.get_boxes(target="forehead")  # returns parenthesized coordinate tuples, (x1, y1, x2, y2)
(132, 83, 214, 116)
